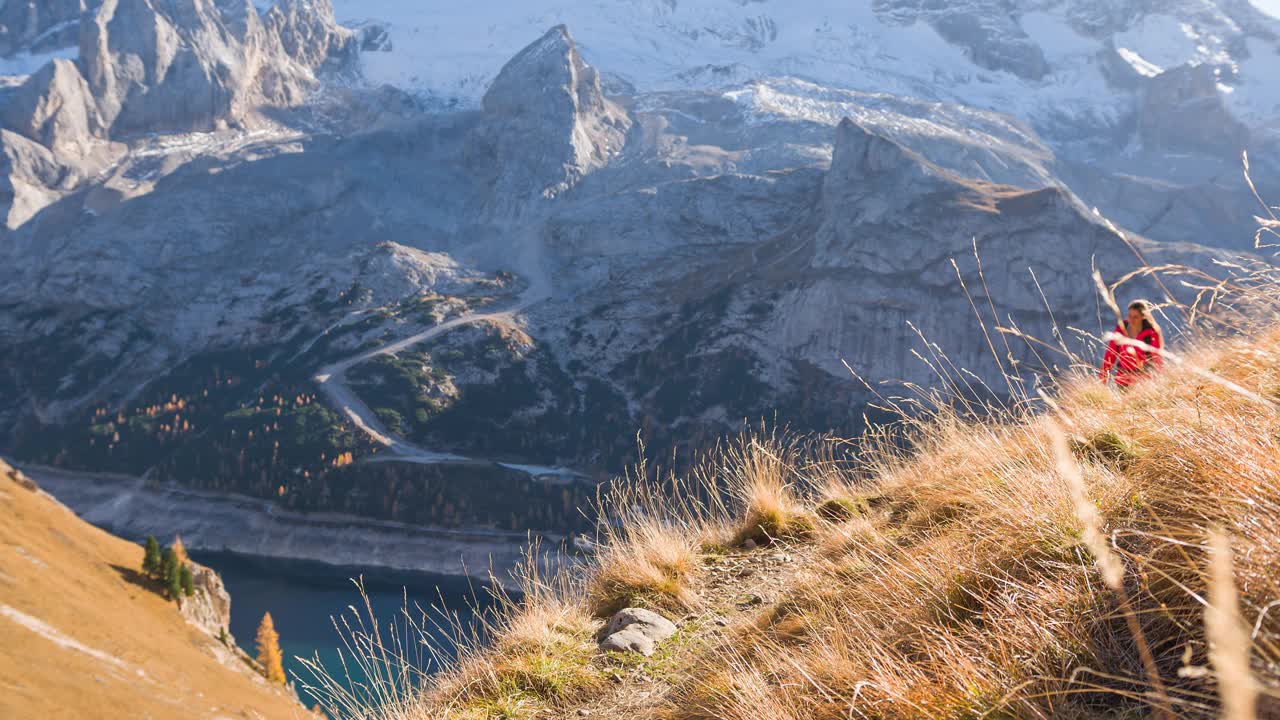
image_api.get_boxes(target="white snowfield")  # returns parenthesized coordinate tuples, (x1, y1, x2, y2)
(4, 1, 1276, 136)
(329, 0, 1280, 128)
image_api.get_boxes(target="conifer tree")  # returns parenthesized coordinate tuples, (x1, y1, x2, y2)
(161, 547, 178, 596)
(167, 565, 183, 602)
(142, 535, 162, 579)
(179, 563, 195, 597)
(255, 612, 287, 685)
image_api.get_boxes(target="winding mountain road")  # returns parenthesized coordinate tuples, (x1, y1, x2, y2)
(311, 246, 581, 480)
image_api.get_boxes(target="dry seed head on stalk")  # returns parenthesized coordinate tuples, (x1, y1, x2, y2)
(1092, 270, 1123, 326)
(1048, 422, 1125, 591)
(1206, 529, 1258, 720)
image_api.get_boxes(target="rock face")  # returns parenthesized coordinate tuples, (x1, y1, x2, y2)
(479, 25, 630, 202)
(179, 560, 233, 638)
(0, 0, 356, 228)
(0, 129, 74, 228)
(785, 117, 1163, 392)
(598, 608, 677, 656)
(1139, 63, 1249, 155)
(926, 4, 1049, 80)
(80, 0, 353, 135)
(0, 58, 103, 157)
(0, 0, 97, 57)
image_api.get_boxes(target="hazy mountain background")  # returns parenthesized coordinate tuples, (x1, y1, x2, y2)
(1, 0, 1277, 578)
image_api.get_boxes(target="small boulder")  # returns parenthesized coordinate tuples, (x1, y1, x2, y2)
(599, 628, 656, 656)
(598, 607, 677, 656)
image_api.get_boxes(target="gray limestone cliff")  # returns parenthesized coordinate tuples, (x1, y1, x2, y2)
(0, 0, 354, 228)
(479, 25, 631, 203)
(0, 58, 103, 157)
(79, 0, 352, 135)
(1139, 63, 1250, 155)
(179, 559, 233, 638)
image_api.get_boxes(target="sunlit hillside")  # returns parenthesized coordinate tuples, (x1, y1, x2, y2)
(307, 257, 1280, 719)
(0, 460, 307, 720)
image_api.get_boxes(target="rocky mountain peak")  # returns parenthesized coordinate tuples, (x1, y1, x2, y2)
(77, 0, 352, 136)
(480, 25, 631, 201)
(0, 58, 104, 158)
(0, 129, 74, 229)
(263, 0, 354, 70)
(821, 118, 947, 226)
(872, 0, 1049, 80)
(0, 0, 97, 57)
(483, 24, 612, 117)
(816, 117, 1093, 273)
(0, 0, 356, 228)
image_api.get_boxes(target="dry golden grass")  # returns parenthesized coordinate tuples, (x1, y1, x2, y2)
(657, 319, 1280, 719)
(0, 461, 306, 720)
(308, 246, 1280, 718)
(718, 435, 816, 547)
(586, 519, 700, 617)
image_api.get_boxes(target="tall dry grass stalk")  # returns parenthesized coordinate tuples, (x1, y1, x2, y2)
(1206, 529, 1258, 720)
(1049, 422, 1124, 591)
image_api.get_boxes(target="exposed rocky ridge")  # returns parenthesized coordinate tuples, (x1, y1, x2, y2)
(0, 129, 73, 228)
(0, 58, 102, 156)
(873, 0, 1050, 80)
(1139, 63, 1250, 155)
(479, 25, 631, 203)
(79, 0, 352, 136)
(0, 0, 354, 228)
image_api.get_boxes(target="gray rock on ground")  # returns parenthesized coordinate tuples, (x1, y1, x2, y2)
(598, 608, 677, 656)
(179, 560, 234, 639)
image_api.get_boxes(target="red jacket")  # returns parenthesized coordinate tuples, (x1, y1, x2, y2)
(1100, 323, 1163, 386)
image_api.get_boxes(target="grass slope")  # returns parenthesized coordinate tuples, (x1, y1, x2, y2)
(0, 459, 308, 720)
(309, 261, 1280, 719)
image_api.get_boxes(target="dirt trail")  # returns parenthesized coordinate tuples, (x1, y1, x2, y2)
(568, 540, 816, 718)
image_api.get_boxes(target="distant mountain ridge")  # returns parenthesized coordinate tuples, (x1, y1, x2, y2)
(0, 5, 1273, 572)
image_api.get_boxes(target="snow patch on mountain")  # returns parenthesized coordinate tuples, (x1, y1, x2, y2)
(323, 0, 1280, 135)
(722, 79, 1056, 187)
(0, 47, 78, 80)
(1113, 14, 1227, 71)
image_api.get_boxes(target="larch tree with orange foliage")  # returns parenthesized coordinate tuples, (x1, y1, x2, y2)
(255, 612, 287, 685)
(170, 535, 189, 565)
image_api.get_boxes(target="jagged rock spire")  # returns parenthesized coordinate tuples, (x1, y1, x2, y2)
(480, 25, 630, 202)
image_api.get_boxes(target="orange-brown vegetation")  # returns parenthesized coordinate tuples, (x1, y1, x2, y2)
(0, 459, 305, 719)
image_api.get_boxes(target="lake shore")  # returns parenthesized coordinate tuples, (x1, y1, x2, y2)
(20, 463, 560, 590)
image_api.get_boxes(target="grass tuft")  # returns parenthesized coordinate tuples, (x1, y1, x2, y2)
(723, 436, 816, 546)
(815, 497, 863, 523)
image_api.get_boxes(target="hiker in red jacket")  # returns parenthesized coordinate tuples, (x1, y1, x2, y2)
(1099, 299, 1164, 388)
